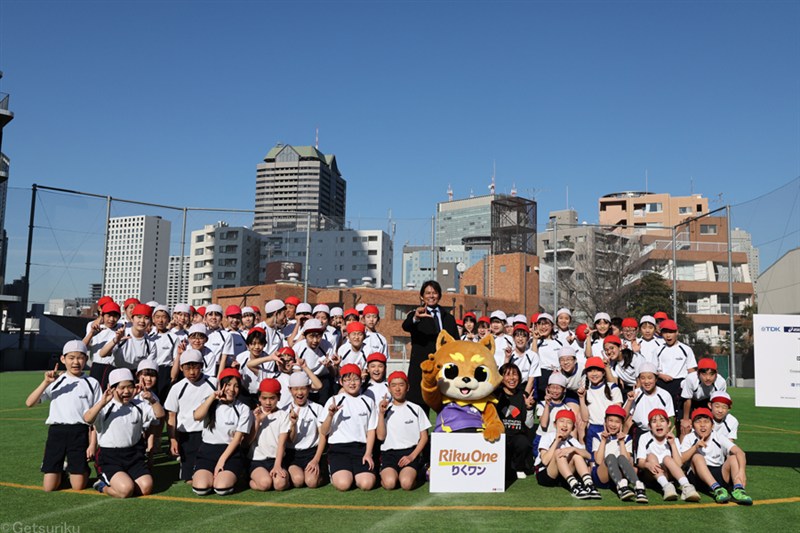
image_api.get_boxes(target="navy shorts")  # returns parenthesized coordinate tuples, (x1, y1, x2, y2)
(535, 465, 562, 487)
(328, 443, 373, 476)
(249, 458, 276, 474)
(690, 465, 727, 491)
(380, 447, 424, 473)
(41, 424, 90, 474)
(194, 443, 245, 477)
(177, 431, 202, 481)
(286, 448, 320, 470)
(97, 443, 150, 483)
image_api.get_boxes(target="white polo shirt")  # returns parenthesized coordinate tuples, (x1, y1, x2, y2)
(227, 329, 247, 357)
(535, 399, 578, 436)
(294, 339, 333, 376)
(679, 432, 735, 467)
(656, 342, 697, 379)
(638, 337, 663, 366)
(508, 349, 539, 380)
(534, 433, 585, 467)
(94, 399, 157, 448)
(363, 381, 389, 405)
(249, 409, 291, 461)
(197, 346, 219, 378)
(201, 400, 253, 445)
(680, 373, 727, 401)
(323, 393, 378, 445)
(238, 349, 280, 395)
(585, 383, 623, 425)
(163, 376, 217, 433)
(338, 343, 367, 369)
(89, 327, 121, 365)
(636, 433, 674, 463)
(381, 401, 431, 451)
(610, 352, 646, 387)
(560, 364, 585, 392)
(592, 434, 633, 460)
(283, 401, 324, 451)
(534, 338, 564, 371)
(276, 373, 294, 410)
(42, 373, 102, 426)
(112, 335, 157, 371)
(493, 334, 516, 368)
(150, 330, 179, 367)
(629, 387, 675, 432)
(713, 414, 739, 440)
(323, 325, 341, 351)
(205, 328, 235, 362)
(363, 331, 389, 359)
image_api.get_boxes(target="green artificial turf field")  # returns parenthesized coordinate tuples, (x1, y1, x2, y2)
(0, 371, 798, 532)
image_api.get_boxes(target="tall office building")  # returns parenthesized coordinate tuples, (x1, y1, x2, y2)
(0, 71, 14, 291)
(253, 143, 346, 234)
(166, 255, 189, 309)
(188, 222, 262, 307)
(103, 215, 170, 304)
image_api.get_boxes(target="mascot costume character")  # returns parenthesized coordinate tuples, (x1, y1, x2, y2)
(420, 331, 504, 442)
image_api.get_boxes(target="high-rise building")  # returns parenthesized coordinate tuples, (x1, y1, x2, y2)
(253, 143, 346, 235)
(103, 215, 170, 304)
(188, 223, 262, 307)
(166, 255, 189, 309)
(265, 229, 392, 288)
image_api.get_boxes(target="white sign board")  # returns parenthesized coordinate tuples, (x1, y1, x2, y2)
(429, 433, 505, 493)
(753, 314, 800, 408)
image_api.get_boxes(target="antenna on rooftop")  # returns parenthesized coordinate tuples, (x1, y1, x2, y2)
(447, 184, 453, 202)
(510, 182, 517, 197)
(315, 127, 319, 149)
(489, 160, 496, 194)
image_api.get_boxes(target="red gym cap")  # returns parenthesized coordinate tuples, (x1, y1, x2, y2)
(218, 368, 242, 381)
(621, 318, 638, 329)
(603, 335, 622, 346)
(366, 352, 387, 364)
(648, 409, 669, 422)
(362, 305, 379, 317)
(284, 296, 301, 306)
(131, 304, 152, 317)
(277, 347, 295, 357)
(225, 305, 242, 317)
(346, 322, 366, 334)
(575, 323, 589, 342)
(339, 364, 362, 378)
(691, 407, 713, 421)
(477, 316, 490, 325)
(659, 319, 678, 331)
(585, 356, 606, 370)
(555, 409, 576, 423)
(388, 371, 408, 383)
(123, 298, 140, 308)
(653, 311, 669, 321)
(343, 308, 359, 319)
(196, 306, 206, 316)
(463, 312, 477, 321)
(605, 405, 627, 419)
(697, 358, 718, 371)
(102, 302, 121, 315)
(513, 324, 531, 334)
(258, 378, 282, 394)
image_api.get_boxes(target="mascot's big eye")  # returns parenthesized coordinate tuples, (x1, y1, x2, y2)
(443, 363, 459, 380)
(473, 366, 489, 382)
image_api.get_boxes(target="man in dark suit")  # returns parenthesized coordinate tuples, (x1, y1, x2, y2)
(402, 280, 459, 414)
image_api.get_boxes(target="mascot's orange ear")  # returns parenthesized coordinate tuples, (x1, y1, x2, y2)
(436, 330, 456, 351)
(479, 334, 495, 356)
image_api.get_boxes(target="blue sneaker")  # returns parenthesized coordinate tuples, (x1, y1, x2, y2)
(92, 479, 107, 494)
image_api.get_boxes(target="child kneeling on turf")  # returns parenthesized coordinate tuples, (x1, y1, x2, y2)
(192, 368, 253, 495)
(85, 368, 164, 498)
(636, 409, 700, 502)
(284, 372, 327, 488)
(376, 371, 430, 490)
(535, 409, 601, 500)
(248, 378, 291, 491)
(321, 364, 377, 491)
(593, 405, 647, 503)
(679, 407, 752, 505)
(26, 340, 101, 491)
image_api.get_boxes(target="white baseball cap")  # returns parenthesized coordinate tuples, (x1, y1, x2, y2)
(537, 313, 554, 324)
(639, 315, 656, 326)
(265, 299, 285, 314)
(490, 310, 507, 321)
(302, 318, 325, 334)
(558, 346, 577, 358)
(146, 301, 159, 308)
(241, 306, 255, 315)
(556, 308, 572, 318)
(638, 362, 658, 376)
(355, 303, 367, 313)
(109, 368, 135, 387)
(137, 359, 158, 373)
(288, 372, 311, 387)
(205, 304, 223, 315)
(330, 307, 344, 317)
(174, 303, 191, 314)
(153, 304, 170, 316)
(296, 302, 313, 314)
(594, 312, 611, 323)
(188, 323, 208, 337)
(180, 349, 203, 365)
(62, 340, 88, 356)
(548, 373, 568, 387)
(312, 304, 330, 316)
(513, 314, 528, 324)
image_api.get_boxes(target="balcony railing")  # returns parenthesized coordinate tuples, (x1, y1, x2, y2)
(686, 302, 745, 315)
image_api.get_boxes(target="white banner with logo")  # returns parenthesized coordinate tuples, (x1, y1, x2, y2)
(753, 314, 800, 408)
(429, 433, 506, 493)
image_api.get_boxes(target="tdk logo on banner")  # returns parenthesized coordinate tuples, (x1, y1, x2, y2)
(784, 326, 800, 333)
(761, 326, 781, 332)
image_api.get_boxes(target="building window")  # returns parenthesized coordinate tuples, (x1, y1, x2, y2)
(195, 235, 204, 243)
(646, 202, 663, 213)
(499, 265, 506, 273)
(679, 206, 692, 215)
(194, 249, 203, 256)
(700, 224, 718, 235)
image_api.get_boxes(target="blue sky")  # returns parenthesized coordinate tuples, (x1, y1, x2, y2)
(1, 1, 798, 303)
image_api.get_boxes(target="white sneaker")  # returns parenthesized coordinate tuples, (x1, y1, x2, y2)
(663, 483, 678, 501)
(516, 471, 527, 479)
(681, 484, 701, 502)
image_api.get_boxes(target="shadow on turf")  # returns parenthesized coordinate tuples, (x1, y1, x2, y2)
(746, 451, 800, 469)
